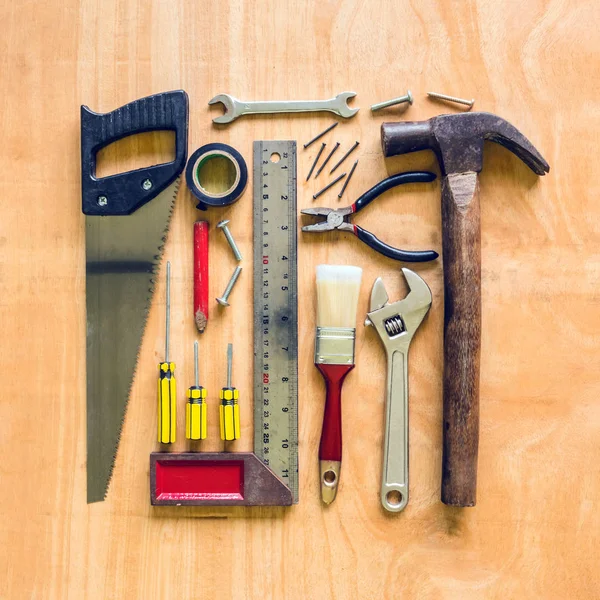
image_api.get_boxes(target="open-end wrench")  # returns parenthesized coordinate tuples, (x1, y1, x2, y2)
(208, 92, 359, 124)
(365, 268, 432, 513)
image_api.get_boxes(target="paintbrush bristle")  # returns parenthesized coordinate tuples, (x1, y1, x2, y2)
(316, 265, 363, 328)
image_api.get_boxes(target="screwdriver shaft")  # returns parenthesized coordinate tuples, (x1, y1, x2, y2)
(227, 343, 232, 388)
(194, 340, 199, 387)
(165, 261, 170, 362)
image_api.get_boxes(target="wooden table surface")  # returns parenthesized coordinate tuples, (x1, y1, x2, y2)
(2, 1, 599, 598)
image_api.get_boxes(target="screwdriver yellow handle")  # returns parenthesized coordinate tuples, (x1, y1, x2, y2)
(219, 388, 240, 441)
(186, 386, 207, 440)
(158, 362, 176, 444)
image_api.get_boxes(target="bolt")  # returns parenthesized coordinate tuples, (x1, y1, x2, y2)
(371, 90, 413, 112)
(142, 178, 153, 190)
(97, 196, 108, 206)
(217, 220, 243, 261)
(216, 266, 242, 307)
(427, 91, 474, 110)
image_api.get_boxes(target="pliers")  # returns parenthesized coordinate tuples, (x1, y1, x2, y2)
(301, 171, 439, 262)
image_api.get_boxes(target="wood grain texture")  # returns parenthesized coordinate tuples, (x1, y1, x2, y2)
(1, 1, 599, 598)
(441, 172, 481, 507)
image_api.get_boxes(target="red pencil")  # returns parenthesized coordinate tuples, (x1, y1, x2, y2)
(193, 221, 209, 332)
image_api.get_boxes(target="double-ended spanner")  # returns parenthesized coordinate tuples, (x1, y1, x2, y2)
(365, 268, 432, 513)
(208, 92, 359, 124)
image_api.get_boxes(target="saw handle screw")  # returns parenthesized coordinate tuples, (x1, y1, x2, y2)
(142, 178, 153, 190)
(97, 196, 108, 206)
(217, 266, 242, 307)
(217, 219, 243, 261)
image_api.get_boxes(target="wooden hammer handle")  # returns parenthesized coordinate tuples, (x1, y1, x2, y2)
(441, 172, 481, 507)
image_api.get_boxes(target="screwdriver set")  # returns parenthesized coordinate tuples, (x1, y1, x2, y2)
(82, 87, 549, 512)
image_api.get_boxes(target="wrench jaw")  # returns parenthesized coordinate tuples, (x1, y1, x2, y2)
(366, 268, 432, 350)
(335, 92, 360, 119)
(208, 94, 238, 124)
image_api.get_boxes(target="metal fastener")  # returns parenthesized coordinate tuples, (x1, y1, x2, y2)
(216, 266, 242, 307)
(371, 90, 413, 112)
(427, 91, 475, 110)
(313, 172, 347, 200)
(217, 219, 243, 261)
(315, 142, 340, 178)
(337, 159, 358, 198)
(304, 122, 338, 149)
(330, 141, 359, 174)
(142, 178, 153, 190)
(97, 195, 108, 206)
(306, 142, 326, 181)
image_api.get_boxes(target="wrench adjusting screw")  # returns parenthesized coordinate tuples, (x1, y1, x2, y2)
(216, 266, 242, 307)
(217, 219, 243, 261)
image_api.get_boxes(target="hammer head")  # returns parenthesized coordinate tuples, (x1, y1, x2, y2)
(381, 112, 550, 176)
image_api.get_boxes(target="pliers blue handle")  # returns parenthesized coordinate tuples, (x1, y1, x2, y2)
(301, 172, 439, 262)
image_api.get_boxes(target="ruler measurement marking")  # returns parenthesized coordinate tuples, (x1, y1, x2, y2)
(253, 141, 298, 503)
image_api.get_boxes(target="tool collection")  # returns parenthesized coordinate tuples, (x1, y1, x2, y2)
(82, 86, 549, 512)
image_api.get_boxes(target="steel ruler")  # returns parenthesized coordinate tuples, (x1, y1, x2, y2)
(253, 140, 299, 503)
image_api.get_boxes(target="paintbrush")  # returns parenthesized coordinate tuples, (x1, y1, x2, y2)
(314, 264, 363, 504)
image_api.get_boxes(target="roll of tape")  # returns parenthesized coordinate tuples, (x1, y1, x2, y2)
(186, 143, 248, 210)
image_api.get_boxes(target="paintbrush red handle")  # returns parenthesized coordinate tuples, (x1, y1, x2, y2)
(316, 363, 354, 504)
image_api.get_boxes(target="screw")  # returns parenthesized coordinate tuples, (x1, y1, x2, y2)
(217, 220, 243, 261)
(216, 266, 242, 307)
(427, 91, 474, 110)
(142, 178, 153, 190)
(97, 196, 108, 206)
(371, 90, 413, 112)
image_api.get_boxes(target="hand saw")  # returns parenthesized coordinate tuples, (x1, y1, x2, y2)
(81, 91, 188, 503)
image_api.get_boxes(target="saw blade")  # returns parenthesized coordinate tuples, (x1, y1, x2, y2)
(85, 179, 179, 503)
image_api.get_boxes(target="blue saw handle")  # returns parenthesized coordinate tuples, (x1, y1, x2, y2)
(81, 90, 188, 216)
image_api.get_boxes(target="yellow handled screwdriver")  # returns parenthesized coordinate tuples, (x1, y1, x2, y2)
(219, 343, 240, 441)
(186, 340, 207, 441)
(158, 261, 176, 444)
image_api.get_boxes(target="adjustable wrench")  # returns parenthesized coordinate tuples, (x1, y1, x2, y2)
(365, 268, 432, 512)
(208, 92, 359, 124)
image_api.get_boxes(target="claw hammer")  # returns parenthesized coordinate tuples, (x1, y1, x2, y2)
(381, 112, 550, 506)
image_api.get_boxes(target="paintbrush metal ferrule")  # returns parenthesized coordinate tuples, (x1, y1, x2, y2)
(314, 327, 356, 365)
